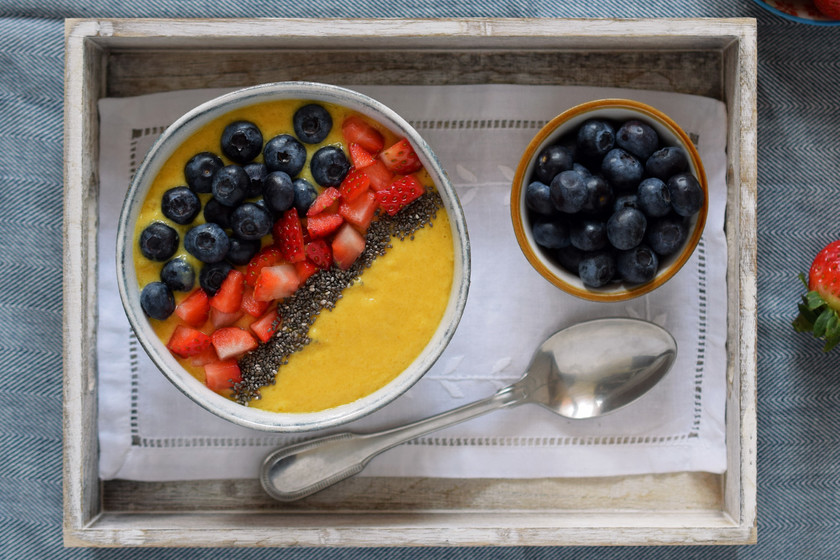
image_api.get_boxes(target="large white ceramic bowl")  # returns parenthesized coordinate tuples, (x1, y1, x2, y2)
(116, 82, 470, 432)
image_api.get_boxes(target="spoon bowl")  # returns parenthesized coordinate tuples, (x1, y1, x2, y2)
(260, 317, 677, 501)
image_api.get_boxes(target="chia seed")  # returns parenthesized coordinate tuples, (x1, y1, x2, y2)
(232, 190, 444, 405)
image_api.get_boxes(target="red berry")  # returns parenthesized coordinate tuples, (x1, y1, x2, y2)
(209, 269, 245, 313)
(815, 0, 840, 19)
(306, 212, 344, 239)
(341, 116, 385, 153)
(305, 239, 333, 269)
(375, 175, 425, 216)
(348, 143, 377, 169)
(274, 208, 306, 263)
(380, 138, 423, 175)
(167, 325, 212, 358)
(339, 168, 371, 202)
(204, 359, 242, 393)
(174, 288, 210, 327)
(306, 186, 341, 217)
(210, 327, 258, 360)
(245, 246, 282, 287)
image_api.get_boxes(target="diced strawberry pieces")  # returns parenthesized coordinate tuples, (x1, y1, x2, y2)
(362, 160, 395, 192)
(348, 143, 377, 169)
(174, 288, 210, 327)
(204, 359, 242, 393)
(253, 264, 300, 302)
(305, 239, 333, 270)
(274, 208, 306, 263)
(167, 325, 212, 358)
(189, 345, 219, 367)
(341, 116, 385, 153)
(375, 175, 426, 216)
(306, 212, 344, 239)
(245, 246, 282, 287)
(339, 189, 378, 230)
(331, 223, 366, 270)
(240, 285, 270, 317)
(209, 269, 244, 313)
(307, 187, 341, 217)
(294, 259, 319, 283)
(211, 327, 258, 361)
(339, 168, 371, 202)
(380, 138, 423, 175)
(210, 307, 244, 329)
(250, 309, 280, 343)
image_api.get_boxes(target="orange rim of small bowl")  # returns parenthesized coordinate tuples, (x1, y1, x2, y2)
(511, 98, 708, 302)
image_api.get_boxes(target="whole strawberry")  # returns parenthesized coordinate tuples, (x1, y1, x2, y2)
(814, 0, 840, 20)
(794, 240, 840, 351)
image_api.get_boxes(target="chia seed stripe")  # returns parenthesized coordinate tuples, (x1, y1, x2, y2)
(233, 191, 444, 405)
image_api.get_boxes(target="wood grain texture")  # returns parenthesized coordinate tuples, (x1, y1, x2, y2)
(62, 17, 758, 548)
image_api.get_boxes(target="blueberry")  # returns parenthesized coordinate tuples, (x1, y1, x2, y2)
(139, 222, 179, 262)
(293, 103, 333, 144)
(293, 178, 319, 214)
(525, 180, 557, 216)
(637, 177, 671, 218)
(140, 281, 175, 320)
(226, 237, 261, 266)
(532, 218, 570, 249)
(578, 252, 616, 288)
(221, 120, 263, 164)
(211, 164, 249, 207)
(230, 202, 273, 241)
(646, 215, 689, 256)
(310, 145, 350, 187)
(533, 144, 573, 184)
(203, 197, 233, 229)
(184, 222, 230, 263)
(549, 169, 588, 213)
(184, 152, 223, 194)
(554, 245, 585, 273)
(667, 172, 704, 217)
(601, 148, 644, 191)
(613, 194, 639, 213)
(199, 262, 232, 297)
(570, 219, 608, 252)
(645, 146, 689, 181)
(607, 207, 647, 250)
(264, 134, 306, 176)
(581, 175, 613, 214)
(263, 171, 295, 214)
(616, 119, 659, 160)
(243, 162, 268, 198)
(616, 245, 659, 284)
(160, 258, 195, 292)
(161, 186, 201, 225)
(573, 162, 593, 177)
(576, 119, 615, 160)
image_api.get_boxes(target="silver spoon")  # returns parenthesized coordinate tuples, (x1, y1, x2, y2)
(260, 317, 677, 501)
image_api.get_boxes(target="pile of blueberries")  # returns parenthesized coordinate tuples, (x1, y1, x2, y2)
(524, 116, 704, 289)
(138, 104, 347, 320)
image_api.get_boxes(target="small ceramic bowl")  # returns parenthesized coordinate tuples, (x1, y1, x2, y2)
(116, 82, 470, 432)
(751, 0, 840, 26)
(511, 98, 708, 302)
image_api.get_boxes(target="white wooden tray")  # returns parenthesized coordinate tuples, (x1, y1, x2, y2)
(62, 17, 757, 548)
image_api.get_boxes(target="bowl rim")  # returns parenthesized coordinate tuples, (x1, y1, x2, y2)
(510, 97, 708, 303)
(115, 81, 470, 432)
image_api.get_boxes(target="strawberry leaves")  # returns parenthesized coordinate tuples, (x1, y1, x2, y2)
(794, 273, 840, 351)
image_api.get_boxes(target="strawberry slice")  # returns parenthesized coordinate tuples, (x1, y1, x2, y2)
(375, 175, 426, 216)
(253, 263, 300, 302)
(339, 168, 371, 202)
(339, 189, 377, 230)
(209, 269, 244, 313)
(245, 246, 282, 287)
(274, 208, 306, 263)
(332, 223, 366, 270)
(189, 345, 219, 367)
(306, 212, 344, 239)
(305, 239, 333, 269)
(348, 143, 377, 169)
(174, 288, 210, 327)
(167, 325, 212, 358)
(341, 116, 385, 153)
(210, 307, 244, 329)
(362, 160, 395, 192)
(306, 187, 341, 217)
(295, 259, 319, 283)
(240, 285, 270, 317)
(211, 327, 258, 360)
(250, 308, 280, 343)
(380, 138, 423, 175)
(204, 359, 242, 393)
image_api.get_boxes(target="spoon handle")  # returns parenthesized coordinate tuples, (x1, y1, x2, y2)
(260, 386, 523, 501)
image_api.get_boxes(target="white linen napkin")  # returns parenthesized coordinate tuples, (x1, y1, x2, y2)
(97, 84, 728, 481)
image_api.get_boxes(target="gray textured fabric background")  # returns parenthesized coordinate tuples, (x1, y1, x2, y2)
(2, 1, 838, 557)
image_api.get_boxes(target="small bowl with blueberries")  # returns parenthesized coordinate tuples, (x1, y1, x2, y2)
(511, 98, 708, 302)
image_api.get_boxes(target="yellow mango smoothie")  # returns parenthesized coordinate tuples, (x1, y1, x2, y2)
(133, 98, 454, 413)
